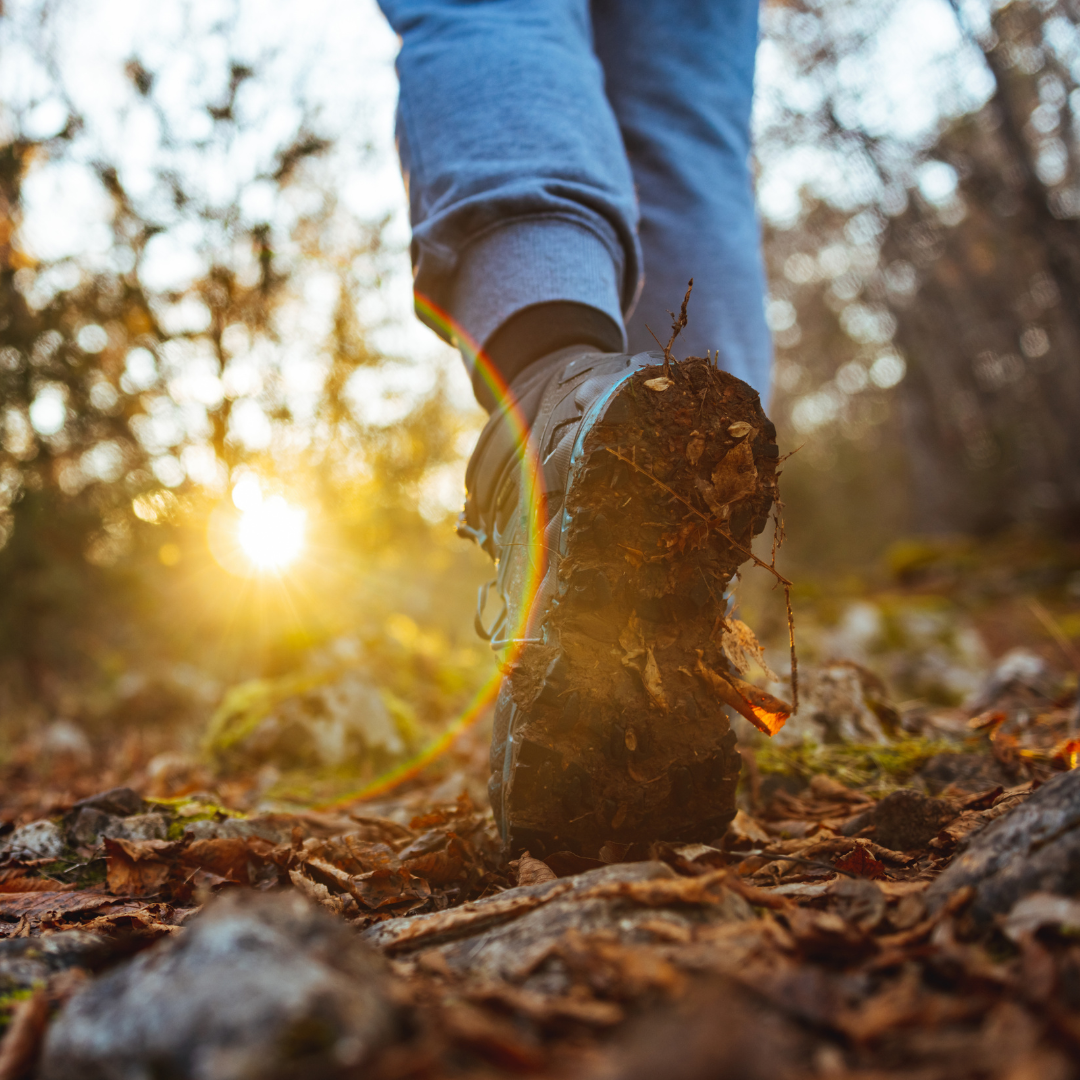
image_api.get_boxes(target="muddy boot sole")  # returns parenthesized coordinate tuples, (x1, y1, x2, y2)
(491, 356, 780, 858)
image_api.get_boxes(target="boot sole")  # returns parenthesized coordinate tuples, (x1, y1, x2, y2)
(492, 356, 780, 858)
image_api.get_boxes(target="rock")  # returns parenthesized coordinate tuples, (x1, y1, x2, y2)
(1, 820, 66, 861)
(965, 648, 1053, 715)
(70, 787, 147, 818)
(841, 789, 958, 851)
(776, 661, 896, 746)
(39, 890, 399, 1080)
(180, 815, 297, 844)
(68, 809, 170, 846)
(207, 670, 404, 770)
(917, 752, 1014, 795)
(0, 933, 113, 992)
(926, 769, 1080, 923)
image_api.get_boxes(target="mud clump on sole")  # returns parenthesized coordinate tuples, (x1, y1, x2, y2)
(505, 356, 781, 857)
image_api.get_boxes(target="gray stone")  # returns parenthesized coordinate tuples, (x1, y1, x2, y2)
(70, 788, 146, 818)
(39, 890, 398, 1080)
(68, 808, 170, 846)
(1, 820, 66, 861)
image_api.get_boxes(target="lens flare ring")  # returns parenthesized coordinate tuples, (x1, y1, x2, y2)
(317, 293, 546, 808)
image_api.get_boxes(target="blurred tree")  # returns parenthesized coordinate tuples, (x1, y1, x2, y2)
(891, 1, 1080, 534)
(758, 0, 1080, 552)
(0, 6, 479, 721)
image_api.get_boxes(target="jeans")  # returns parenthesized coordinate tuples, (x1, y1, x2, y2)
(376, 0, 772, 400)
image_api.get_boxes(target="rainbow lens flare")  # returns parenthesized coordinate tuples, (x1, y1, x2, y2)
(316, 293, 548, 808)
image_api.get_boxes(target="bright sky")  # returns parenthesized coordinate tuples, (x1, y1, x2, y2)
(1, 0, 473, 457)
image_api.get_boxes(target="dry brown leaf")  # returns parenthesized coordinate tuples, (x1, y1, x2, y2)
(401, 834, 474, 885)
(710, 441, 758, 507)
(0, 889, 117, 922)
(288, 867, 348, 916)
(695, 656, 790, 736)
(181, 837, 267, 884)
(104, 838, 178, 897)
(721, 618, 779, 681)
(0, 868, 74, 893)
(511, 853, 557, 887)
(352, 867, 432, 910)
(834, 847, 887, 880)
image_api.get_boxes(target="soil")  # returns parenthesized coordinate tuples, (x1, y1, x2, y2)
(504, 357, 785, 855)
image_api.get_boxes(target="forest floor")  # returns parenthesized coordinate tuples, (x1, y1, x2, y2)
(1, 536, 1080, 1079)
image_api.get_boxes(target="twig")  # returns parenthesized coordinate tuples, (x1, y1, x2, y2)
(785, 586, 799, 712)
(714, 526, 794, 588)
(663, 279, 693, 376)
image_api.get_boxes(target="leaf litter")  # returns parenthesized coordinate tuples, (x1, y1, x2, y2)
(2, 357, 1080, 1076)
(0, 646, 1077, 1078)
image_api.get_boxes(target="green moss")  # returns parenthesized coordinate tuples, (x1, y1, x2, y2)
(755, 736, 965, 795)
(40, 855, 107, 888)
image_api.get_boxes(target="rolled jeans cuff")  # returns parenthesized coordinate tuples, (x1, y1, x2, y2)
(446, 217, 627, 364)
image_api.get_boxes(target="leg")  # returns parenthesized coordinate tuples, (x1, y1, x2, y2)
(376, 0, 641, 407)
(591, 0, 772, 397)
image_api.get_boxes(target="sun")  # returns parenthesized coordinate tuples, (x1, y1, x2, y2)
(236, 494, 306, 571)
(207, 475, 309, 577)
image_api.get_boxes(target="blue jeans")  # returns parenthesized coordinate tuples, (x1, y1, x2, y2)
(377, 0, 771, 400)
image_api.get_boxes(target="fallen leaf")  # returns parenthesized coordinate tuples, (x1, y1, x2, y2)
(77, 905, 181, 941)
(0, 889, 117, 922)
(181, 837, 267, 884)
(644, 377, 672, 392)
(511, 853, 557, 887)
(721, 618, 779, 681)
(725, 810, 771, 848)
(288, 868, 348, 916)
(710, 441, 758, 507)
(352, 867, 431, 910)
(104, 838, 177, 897)
(401, 833, 475, 886)
(0, 869, 74, 893)
(695, 656, 790, 736)
(834, 847, 887, 880)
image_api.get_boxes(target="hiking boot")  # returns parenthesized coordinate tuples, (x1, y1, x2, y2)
(459, 345, 781, 857)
